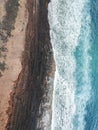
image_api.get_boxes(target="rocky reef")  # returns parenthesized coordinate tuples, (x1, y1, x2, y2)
(0, 0, 55, 130)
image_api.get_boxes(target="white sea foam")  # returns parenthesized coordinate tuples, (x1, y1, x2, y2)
(48, 0, 91, 130)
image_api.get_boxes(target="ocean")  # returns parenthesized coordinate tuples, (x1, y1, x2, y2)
(48, 0, 98, 130)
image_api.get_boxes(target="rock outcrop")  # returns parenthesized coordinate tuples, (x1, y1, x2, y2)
(0, 0, 55, 130)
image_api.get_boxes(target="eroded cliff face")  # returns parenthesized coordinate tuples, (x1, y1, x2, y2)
(0, 0, 55, 130)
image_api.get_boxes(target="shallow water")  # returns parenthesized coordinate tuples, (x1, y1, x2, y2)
(48, 0, 98, 130)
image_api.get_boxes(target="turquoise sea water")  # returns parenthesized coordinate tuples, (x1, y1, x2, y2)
(85, 0, 98, 130)
(48, 0, 98, 130)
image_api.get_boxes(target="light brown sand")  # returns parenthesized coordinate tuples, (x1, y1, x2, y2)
(0, 0, 28, 129)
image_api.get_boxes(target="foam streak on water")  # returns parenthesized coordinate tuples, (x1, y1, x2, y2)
(74, 1, 92, 130)
(48, 0, 91, 130)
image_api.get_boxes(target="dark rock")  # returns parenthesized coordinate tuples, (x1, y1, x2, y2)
(6, 0, 54, 130)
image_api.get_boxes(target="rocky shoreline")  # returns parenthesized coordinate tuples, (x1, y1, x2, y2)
(0, 0, 55, 130)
